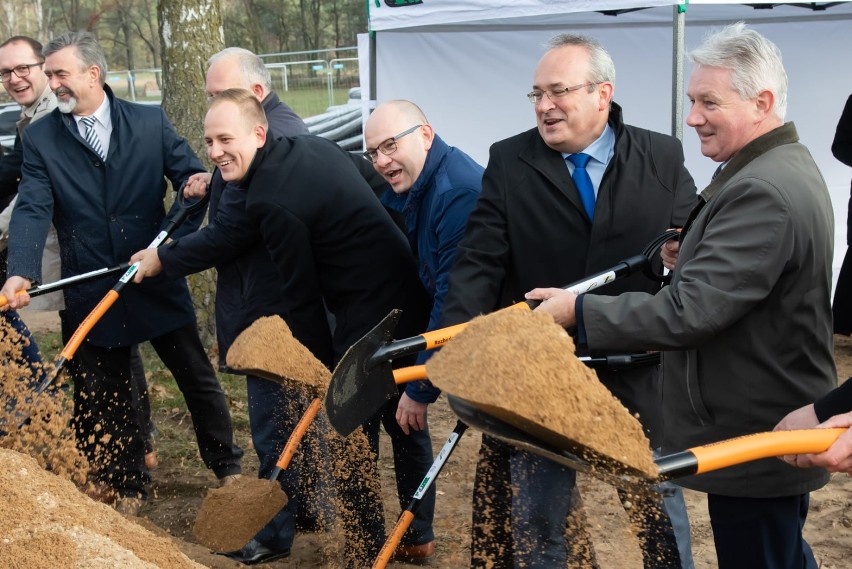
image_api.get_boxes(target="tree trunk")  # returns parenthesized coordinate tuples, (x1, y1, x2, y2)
(157, 0, 223, 349)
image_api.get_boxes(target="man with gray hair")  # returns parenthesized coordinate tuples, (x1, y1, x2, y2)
(443, 33, 697, 568)
(529, 22, 834, 568)
(0, 31, 244, 514)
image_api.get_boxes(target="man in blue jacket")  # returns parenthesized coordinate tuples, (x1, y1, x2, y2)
(364, 100, 483, 560)
(0, 31, 242, 513)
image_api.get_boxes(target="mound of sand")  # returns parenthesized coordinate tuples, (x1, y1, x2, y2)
(426, 309, 657, 478)
(0, 448, 204, 568)
(226, 316, 330, 389)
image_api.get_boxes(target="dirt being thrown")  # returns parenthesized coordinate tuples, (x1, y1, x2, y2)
(227, 315, 331, 390)
(426, 309, 657, 479)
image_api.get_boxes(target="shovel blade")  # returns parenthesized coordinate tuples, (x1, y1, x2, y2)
(447, 395, 653, 490)
(325, 310, 401, 436)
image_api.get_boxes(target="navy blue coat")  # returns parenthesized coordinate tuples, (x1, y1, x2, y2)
(157, 92, 309, 364)
(8, 86, 205, 347)
(381, 134, 483, 402)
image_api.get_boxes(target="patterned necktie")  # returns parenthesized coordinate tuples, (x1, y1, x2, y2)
(567, 153, 595, 221)
(80, 115, 105, 160)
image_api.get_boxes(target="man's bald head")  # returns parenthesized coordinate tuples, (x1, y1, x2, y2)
(364, 100, 434, 195)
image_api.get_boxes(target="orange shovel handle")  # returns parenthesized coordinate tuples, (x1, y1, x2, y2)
(275, 398, 322, 471)
(0, 289, 27, 308)
(373, 510, 415, 569)
(417, 302, 532, 351)
(59, 290, 120, 360)
(691, 428, 846, 475)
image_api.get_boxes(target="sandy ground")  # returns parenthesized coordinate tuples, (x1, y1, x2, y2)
(16, 308, 852, 568)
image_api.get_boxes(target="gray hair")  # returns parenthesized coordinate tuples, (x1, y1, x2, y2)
(688, 22, 787, 120)
(208, 47, 272, 93)
(44, 31, 108, 86)
(547, 34, 616, 90)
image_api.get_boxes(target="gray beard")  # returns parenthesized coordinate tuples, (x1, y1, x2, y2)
(56, 96, 78, 114)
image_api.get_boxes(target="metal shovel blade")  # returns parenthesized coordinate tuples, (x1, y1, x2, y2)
(324, 310, 401, 436)
(447, 395, 654, 490)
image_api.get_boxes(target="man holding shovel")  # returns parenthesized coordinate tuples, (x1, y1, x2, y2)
(442, 34, 698, 568)
(529, 23, 835, 569)
(196, 88, 431, 568)
(0, 31, 243, 514)
(131, 46, 325, 565)
(364, 99, 484, 561)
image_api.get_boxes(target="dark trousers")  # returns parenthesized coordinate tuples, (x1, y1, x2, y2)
(65, 317, 242, 497)
(471, 435, 681, 569)
(333, 392, 436, 567)
(708, 493, 818, 569)
(246, 375, 334, 551)
(2, 309, 47, 388)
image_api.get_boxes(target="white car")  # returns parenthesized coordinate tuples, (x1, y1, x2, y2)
(0, 103, 21, 153)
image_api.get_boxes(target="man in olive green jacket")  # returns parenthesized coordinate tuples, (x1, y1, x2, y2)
(528, 23, 834, 569)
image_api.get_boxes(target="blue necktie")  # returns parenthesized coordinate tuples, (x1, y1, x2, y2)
(81, 116, 106, 161)
(567, 153, 595, 220)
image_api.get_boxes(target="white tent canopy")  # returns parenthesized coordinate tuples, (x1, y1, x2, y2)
(360, 1, 852, 274)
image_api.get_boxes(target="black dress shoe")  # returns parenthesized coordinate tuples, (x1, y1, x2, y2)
(217, 539, 290, 565)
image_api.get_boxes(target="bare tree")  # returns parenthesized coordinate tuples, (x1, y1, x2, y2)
(158, 0, 223, 346)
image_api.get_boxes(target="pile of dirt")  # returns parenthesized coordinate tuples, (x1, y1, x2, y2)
(0, 448, 204, 568)
(193, 477, 288, 551)
(226, 315, 331, 390)
(426, 309, 657, 479)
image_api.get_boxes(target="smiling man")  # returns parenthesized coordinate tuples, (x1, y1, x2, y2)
(0, 31, 243, 514)
(441, 34, 698, 568)
(363, 100, 483, 561)
(203, 89, 432, 568)
(528, 23, 835, 569)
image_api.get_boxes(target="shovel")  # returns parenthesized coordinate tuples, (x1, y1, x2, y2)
(325, 230, 678, 436)
(447, 394, 845, 490)
(8, 190, 210, 433)
(0, 263, 131, 307)
(194, 397, 322, 552)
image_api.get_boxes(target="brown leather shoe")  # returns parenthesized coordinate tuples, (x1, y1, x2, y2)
(144, 450, 159, 470)
(115, 497, 145, 516)
(394, 540, 436, 564)
(83, 482, 118, 505)
(218, 473, 243, 488)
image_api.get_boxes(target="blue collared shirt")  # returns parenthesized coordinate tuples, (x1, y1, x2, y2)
(561, 123, 615, 198)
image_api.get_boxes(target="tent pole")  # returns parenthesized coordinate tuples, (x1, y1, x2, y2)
(672, 3, 686, 141)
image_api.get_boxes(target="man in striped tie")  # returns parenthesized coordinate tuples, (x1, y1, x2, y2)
(0, 31, 244, 515)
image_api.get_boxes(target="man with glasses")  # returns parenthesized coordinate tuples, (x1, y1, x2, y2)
(0, 36, 65, 399)
(364, 99, 483, 561)
(442, 34, 698, 568)
(1, 31, 244, 515)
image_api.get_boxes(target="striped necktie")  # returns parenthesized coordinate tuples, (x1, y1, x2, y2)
(80, 115, 106, 160)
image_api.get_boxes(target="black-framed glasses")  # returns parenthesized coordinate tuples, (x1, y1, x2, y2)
(0, 62, 44, 83)
(527, 82, 599, 104)
(363, 124, 422, 163)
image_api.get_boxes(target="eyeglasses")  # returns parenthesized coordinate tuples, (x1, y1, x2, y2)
(0, 62, 45, 83)
(363, 124, 422, 163)
(527, 82, 599, 104)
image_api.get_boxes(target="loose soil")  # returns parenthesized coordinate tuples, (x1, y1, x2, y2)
(8, 309, 852, 568)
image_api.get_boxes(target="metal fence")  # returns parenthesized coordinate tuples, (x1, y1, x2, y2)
(105, 47, 360, 119)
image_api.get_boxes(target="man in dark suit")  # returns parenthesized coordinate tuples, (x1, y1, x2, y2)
(0, 31, 243, 513)
(200, 88, 429, 568)
(130, 46, 318, 565)
(441, 34, 698, 568)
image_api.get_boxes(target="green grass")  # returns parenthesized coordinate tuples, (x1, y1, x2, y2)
(105, 69, 355, 119)
(36, 331, 253, 469)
